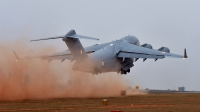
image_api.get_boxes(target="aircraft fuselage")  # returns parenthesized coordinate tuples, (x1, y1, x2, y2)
(72, 40, 133, 74)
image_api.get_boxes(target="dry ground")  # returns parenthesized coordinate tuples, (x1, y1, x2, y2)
(0, 93, 200, 112)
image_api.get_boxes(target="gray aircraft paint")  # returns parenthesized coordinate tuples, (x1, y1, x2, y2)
(1, 0, 198, 90)
(16, 30, 187, 75)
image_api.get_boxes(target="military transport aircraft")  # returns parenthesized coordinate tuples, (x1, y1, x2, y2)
(14, 30, 188, 75)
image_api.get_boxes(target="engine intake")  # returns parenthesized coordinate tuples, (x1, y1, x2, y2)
(158, 47, 170, 53)
(141, 43, 153, 49)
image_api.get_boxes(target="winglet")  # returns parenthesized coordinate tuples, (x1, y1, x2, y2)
(13, 51, 20, 61)
(184, 48, 188, 58)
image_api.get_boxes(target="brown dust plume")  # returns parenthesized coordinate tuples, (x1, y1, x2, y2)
(0, 38, 129, 101)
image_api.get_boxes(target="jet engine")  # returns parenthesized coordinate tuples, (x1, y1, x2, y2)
(141, 43, 153, 49)
(158, 47, 170, 53)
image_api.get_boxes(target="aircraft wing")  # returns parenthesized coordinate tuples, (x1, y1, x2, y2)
(14, 51, 74, 62)
(117, 44, 187, 61)
(13, 44, 98, 62)
(40, 54, 73, 61)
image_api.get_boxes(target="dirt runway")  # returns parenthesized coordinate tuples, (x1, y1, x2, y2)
(0, 93, 200, 112)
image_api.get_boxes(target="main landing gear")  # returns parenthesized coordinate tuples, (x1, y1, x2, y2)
(120, 68, 130, 75)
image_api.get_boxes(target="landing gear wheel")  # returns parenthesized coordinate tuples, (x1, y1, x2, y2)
(120, 69, 124, 75)
(127, 69, 130, 73)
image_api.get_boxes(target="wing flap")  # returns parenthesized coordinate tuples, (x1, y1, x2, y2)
(118, 52, 164, 59)
(140, 54, 164, 59)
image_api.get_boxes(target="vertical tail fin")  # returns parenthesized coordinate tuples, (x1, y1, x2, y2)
(30, 29, 99, 61)
(62, 30, 88, 61)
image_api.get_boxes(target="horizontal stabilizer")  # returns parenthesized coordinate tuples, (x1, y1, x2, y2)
(31, 36, 63, 41)
(31, 30, 99, 42)
(68, 34, 99, 40)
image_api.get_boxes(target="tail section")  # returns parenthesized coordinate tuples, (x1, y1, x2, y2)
(31, 29, 99, 61)
(63, 30, 88, 61)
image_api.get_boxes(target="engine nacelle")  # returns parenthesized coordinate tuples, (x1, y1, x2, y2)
(141, 43, 153, 49)
(158, 47, 170, 53)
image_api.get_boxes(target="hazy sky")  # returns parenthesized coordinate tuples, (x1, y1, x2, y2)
(0, 0, 199, 90)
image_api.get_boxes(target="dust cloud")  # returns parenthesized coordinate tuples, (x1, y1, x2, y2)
(0, 38, 129, 101)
